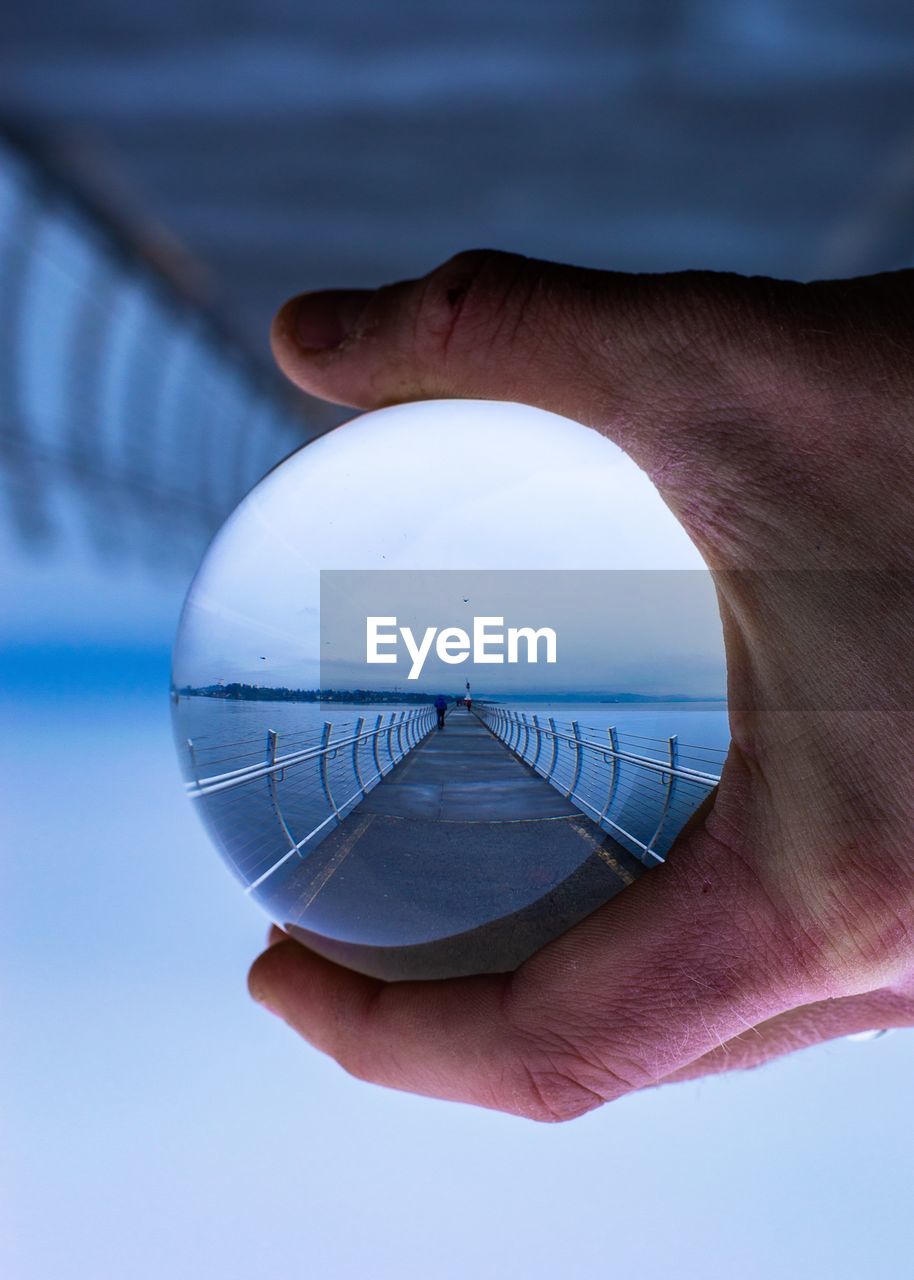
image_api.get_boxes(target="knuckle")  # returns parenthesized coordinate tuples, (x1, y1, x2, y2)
(500, 984, 645, 1122)
(412, 248, 545, 368)
(511, 1060, 606, 1124)
(505, 1018, 654, 1121)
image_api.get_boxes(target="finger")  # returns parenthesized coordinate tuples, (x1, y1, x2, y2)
(248, 827, 811, 1120)
(248, 939, 528, 1114)
(660, 987, 913, 1084)
(269, 250, 795, 510)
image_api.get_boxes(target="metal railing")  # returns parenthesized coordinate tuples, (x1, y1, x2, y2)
(0, 129, 334, 568)
(183, 706, 435, 892)
(478, 705, 725, 866)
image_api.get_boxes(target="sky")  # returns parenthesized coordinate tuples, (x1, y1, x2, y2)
(318, 568, 725, 696)
(173, 399, 725, 695)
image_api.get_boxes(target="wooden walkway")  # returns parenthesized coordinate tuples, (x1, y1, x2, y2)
(269, 706, 646, 979)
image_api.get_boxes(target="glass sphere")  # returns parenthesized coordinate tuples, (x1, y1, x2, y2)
(172, 399, 727, 979)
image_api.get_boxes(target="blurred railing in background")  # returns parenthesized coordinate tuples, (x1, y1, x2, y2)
(0, 129, 319, 568)
(478, 704, 724, 865)
(183, 707, 436, 891)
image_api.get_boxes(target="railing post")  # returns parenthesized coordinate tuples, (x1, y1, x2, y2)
(266, 728, 299, 853)
(566, 719, 584, 799)
(531, 715, 543, 774)
(646, 734, 678, 860)
(186, 737, 199, 785)
(385, 711, 396, 772)
(352, 715, 366, 798)
(520, 713, 530, 762)
(318, 721, 340, 818)
(544, 716, 559, 782)
(371, 713, 383, 778)
(395, 711, 406, 761)
(598, 726, 621, 828)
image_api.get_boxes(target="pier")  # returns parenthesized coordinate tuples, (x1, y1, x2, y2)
(184, 702, 724, 976)
(273, 706, 642, 948)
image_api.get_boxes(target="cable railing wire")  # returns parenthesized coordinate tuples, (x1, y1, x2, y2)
(477, 704, 724, 866)
(183, 698, 725, 906)
(184, 707, 436, 892)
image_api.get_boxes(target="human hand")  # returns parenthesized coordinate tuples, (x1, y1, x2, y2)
(248, 251, 914, 1119)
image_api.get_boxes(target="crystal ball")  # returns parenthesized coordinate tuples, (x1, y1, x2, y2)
(172, 399, 727, 978)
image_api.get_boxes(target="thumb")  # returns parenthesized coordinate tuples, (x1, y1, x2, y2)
(270, 250, 799, 530)
(271, 250, 635, 417)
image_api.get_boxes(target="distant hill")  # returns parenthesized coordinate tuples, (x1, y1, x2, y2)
(175, 683, 725, 705)
(492, 691, 725, 704)
(174, 683, 443, 704)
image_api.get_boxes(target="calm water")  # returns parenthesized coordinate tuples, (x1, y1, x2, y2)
(174, 696, 432, 757)
(174, 695, 730, 760)
(508, 699, 730, 755)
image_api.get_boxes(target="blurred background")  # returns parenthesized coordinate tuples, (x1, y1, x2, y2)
(3, 3, 913, 1277)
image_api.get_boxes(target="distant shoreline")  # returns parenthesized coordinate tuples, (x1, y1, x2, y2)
(174, 683, 726, 705)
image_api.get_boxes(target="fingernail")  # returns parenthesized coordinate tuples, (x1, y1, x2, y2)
(290, 288, 374, 351)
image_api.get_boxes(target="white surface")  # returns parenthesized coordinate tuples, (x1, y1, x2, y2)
(3, 687, 912, 1280)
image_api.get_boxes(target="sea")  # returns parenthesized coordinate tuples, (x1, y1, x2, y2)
(173, 694, 730, 767)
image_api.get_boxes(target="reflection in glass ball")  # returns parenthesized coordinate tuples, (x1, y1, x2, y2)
(172, 399, 728, 979)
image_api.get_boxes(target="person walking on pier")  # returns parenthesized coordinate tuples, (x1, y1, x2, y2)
(434, 694, 447, 729)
